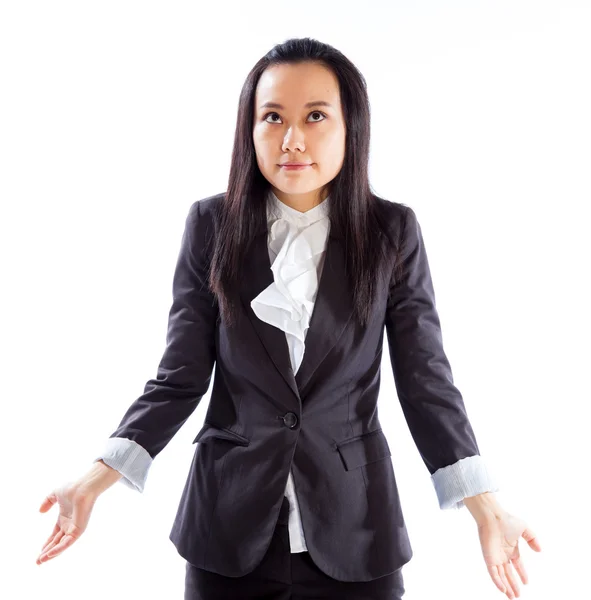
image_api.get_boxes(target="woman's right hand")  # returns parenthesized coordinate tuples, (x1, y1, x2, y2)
(36, 480, 98, 565)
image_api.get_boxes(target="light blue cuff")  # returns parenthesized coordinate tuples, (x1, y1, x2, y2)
(93, 437, 153, 493)
(431, 455, 500, 510)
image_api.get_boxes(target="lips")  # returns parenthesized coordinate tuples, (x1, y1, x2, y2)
(280, 163, 311, 171)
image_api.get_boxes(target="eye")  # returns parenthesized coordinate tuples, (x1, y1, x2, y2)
(263, 111, 327, 124)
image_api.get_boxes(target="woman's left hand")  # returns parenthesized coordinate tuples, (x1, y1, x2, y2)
(476, 509, 542, 598)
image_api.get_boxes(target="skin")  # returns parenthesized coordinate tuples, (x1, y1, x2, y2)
(36, 461, 122, 565)
(252, 61, 346, 213)
(464, 492, 542, 598)
(37, 62, 542, 600)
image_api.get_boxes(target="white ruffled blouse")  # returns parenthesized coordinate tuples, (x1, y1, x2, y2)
(251, 189, 331, 375)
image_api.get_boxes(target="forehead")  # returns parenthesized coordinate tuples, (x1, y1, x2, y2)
(255, 62, 340, 109)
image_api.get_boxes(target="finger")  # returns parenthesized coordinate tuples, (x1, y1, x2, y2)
(521, 527, 542, 551)
(511, 555, 529, 585)
(487, 564, 507, 594)
(39, 493, 58, 513)
(503, 562, 521, 598)
(40, 528, 62, 555)
(40, 523, 60, 551)
(41, 532, 76, 561)
(498, 566, 513, 599)
(38, 530, 65, 561)
(42, 534, 76, 563)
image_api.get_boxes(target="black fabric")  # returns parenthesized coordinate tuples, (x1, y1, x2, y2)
(184, 496, 405, 600)
(107, 194, 481, 581)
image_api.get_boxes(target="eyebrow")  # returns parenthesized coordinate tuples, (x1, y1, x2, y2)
(259, 100, 333, 110)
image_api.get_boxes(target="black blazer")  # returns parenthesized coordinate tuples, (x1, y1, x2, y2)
(106, 192, 481, 582)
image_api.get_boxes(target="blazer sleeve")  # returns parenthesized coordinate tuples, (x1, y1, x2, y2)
(384, 206, 499, 509)
(93, 200, 218, 492)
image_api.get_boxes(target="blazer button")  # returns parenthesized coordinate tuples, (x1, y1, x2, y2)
(282, 412, 298, 429)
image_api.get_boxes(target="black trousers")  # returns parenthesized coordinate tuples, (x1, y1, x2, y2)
(184, 496, 406, 599)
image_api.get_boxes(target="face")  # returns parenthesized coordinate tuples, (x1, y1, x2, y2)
(252, 61, 346, 212)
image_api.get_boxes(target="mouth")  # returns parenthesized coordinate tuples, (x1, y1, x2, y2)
(279, 163, 313, 170)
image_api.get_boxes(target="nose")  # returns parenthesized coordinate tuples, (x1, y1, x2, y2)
(282, 127, 305, 153)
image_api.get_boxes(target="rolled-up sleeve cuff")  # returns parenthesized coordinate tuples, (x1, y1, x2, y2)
(431, 454, 500, 510)
(93, 437, 153, 493)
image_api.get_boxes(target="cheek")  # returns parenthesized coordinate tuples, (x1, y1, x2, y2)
(253, 137, 271, 164)
(331, 127, 347, 148)
(253, 133, 276, 158)
(317, 125, 345, 148)
(320, 132, 345, 161)
(254, 152, 279, 177)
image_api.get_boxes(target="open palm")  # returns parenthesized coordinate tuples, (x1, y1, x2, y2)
(37, 481, 97, 564)
(477, 510, 542, 598)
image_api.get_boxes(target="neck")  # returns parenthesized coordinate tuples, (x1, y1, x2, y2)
(271, 187, 328, 213)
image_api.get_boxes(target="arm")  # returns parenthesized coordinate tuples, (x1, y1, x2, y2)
(464, 491, 505, 523)
(92, 438, 151, 493)
(384, 205, 499, 510)
(91, 200, 218, 492)
(77, 460, 124, 496)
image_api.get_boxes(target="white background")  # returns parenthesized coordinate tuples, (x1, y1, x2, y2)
(1, 1, 589, 598)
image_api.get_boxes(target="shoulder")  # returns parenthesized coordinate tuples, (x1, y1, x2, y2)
(374, 196, 408, 219)
(188, 192, 225, 223)
(186, 192, 226, 236)
(182, 192, 225, 258)
(372, 196, 417, 242)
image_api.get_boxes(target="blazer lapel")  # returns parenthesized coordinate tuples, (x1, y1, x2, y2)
(295, 231, 355, 393)
(239, 229, 355, 401)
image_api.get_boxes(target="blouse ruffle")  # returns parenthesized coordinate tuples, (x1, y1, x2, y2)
(250, 189, 331, 375)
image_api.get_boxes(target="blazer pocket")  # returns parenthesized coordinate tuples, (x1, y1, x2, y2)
(336, 429, 391, 471)
(192, 421, 251, 446)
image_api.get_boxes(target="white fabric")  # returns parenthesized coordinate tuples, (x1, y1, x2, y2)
(251, 190, 331, 375)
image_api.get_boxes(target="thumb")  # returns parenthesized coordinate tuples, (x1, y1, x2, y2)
(521, 526, 542, 552)
(39, 492, 57, 513)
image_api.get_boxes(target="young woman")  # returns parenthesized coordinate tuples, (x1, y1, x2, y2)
(37, 37, 541, 600)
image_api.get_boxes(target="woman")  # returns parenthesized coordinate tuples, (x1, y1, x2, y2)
(37, 37, 541, 599)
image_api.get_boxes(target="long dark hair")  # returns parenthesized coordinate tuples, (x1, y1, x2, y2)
(209, 37, 402, 328)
